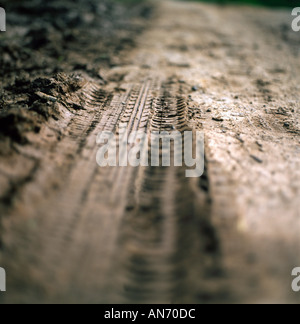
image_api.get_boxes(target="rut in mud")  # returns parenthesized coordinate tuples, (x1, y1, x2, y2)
(0, 76, 224, 303)
(1, 0, 300, 303)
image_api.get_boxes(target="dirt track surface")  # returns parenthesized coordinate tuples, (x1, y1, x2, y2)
(1, 0, 300, 303)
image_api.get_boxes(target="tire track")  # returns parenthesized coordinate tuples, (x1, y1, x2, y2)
(106, 83, 224, 303)
(1, 77, 225, 303)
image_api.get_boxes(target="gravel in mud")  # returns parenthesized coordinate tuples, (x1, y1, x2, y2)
(0, 0, 300, 304)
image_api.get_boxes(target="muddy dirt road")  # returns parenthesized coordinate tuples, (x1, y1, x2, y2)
(0, 0, 300, 303)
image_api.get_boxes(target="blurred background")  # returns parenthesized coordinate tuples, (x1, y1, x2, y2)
(190, 0, 298, 7)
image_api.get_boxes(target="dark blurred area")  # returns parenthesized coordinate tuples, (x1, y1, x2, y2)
(191, 0, 298, 7)
(0, 0, 151, 147)
(0, 0, 150, 83)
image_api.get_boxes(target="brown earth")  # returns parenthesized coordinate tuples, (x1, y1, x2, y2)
(0, 0, 300, 304)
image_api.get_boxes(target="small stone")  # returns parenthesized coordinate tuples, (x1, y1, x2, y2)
(212, 116, 224, 122)
(192, 86, 198, 92)
(35, 92, 57, 103)
(250, 155, 263, 164)
(236, 134, 245, 143)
